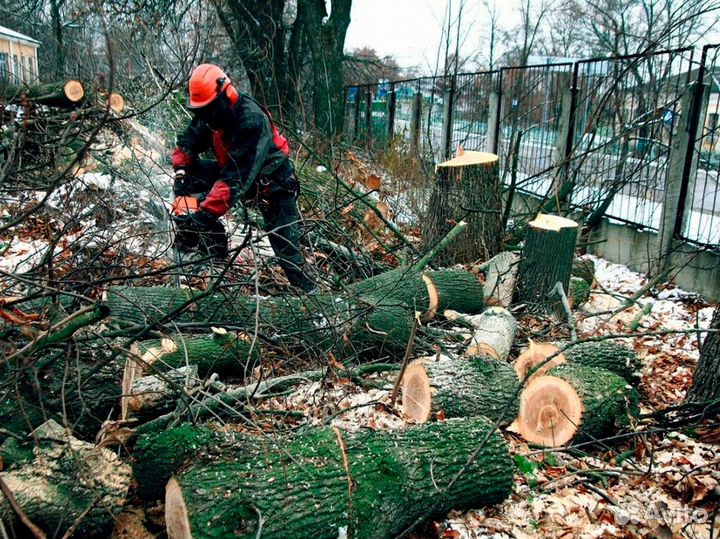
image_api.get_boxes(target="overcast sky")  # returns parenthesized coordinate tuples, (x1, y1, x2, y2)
(344, 0, 517, 74)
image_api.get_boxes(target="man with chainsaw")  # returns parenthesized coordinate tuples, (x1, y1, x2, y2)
(171, 63, 316, 293)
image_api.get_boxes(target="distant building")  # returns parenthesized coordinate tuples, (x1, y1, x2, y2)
(0, 24, 40, 85)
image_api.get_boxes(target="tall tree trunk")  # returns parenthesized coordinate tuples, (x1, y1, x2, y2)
(50, 0, 65, 79)
(303, 0, 352, 137)
(687, 307, 720, 404)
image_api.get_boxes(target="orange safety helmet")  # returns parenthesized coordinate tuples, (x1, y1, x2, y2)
(187, 63, 238, 109)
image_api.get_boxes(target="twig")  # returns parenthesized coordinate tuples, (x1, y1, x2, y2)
(0, 476, 47, 539)
(390, 315, 421, 407)
(553, 281, 577, 342)
(411, 221, 467, 272)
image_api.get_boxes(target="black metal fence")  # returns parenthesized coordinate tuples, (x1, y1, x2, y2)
(343, 44, 720, 252)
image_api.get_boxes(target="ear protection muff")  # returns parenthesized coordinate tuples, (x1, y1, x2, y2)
(217, 76, 239, 105)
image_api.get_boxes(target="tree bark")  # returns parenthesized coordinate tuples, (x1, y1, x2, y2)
(687, 307, 720, 404)
(3, 80, 84, 108)
(106, 287, 414, 358)
(154, 418, 513, 539)
(422, 151, 504, 265)
(0, 420, 131, 539)
(516, 364, 639, 447)
(514, 213, 579, 315)
(402, 355, 520, 424)
(475, 251, 519, 307)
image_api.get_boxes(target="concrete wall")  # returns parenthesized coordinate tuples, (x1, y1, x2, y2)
(512, 190, 720, 302)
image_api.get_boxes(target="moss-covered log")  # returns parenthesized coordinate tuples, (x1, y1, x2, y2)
(106, 287, 413, 358)
(3, 80, 85, 108)
(515, 214, 579, 316)
(563, 341, 641, 385)
(569, 276, 591, 307)
(517, 364, 639, 447)
(422, 151, 504, 265)
(402, 355, 520, 423)
(352, 268, 484, 318)
(135, 328, 261, 378)
(0, 347, 124, 440)
(160, 418, 513, 539)
(0, 420, 131, 539)
(572, 257, 596, 287)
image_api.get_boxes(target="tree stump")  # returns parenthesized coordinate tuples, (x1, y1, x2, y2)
(687, 306, 720, 404)
(402, 355, 520, 424)
(422, 151, 503, 265)
(516, 364, 639, 447)
(515, 214, 579, 315)
(158, 418, 513, 539)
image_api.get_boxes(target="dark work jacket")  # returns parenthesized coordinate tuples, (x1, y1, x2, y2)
(172, 94, 291, 216)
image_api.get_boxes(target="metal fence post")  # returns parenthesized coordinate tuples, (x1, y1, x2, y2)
(386, 83, 397, 145)
(440, 75, 456, 160)
(486, 88, 502, 154)
(657, 81, 707, 270)
(365, 87, 373, 148)
(411, 88, 423, 153)
(551, 67, 579, 203)
(353, 87, 361, 143)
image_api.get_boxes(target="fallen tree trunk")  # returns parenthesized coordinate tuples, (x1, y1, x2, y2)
(353, 268, 484, 318)
(0, 420, 131, 539)
(445, 307, 517, 360)
(402, 355, 520, 424)
(134, 328, 261, 378)
(514, 340, 640, 385)
(105, 287, 413, 358)
(3, 80, 85, 108)
(422, 151, 504, 265)
(516, 364, 639, 447)
(475, 251, 519, 307)
(158, 418, 513, 539)
(125, 366, 199, 420)
(515, 214, 579, 315)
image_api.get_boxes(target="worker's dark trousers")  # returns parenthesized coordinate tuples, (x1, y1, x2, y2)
(177, 159, 315, 292)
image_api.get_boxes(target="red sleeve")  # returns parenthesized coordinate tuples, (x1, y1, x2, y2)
(200, 180, 232, 216)
(172, 147, 194, 169)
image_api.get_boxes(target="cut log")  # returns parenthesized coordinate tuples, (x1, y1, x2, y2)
(422, 151, 504, 265)
(105, 287, 413, 358)
(516, 364, 639, 447)
(3, 80, 85, 108)
(134, 328, 261, 377)
(514, 340, 640, 385)
(160, 418, 513, 539)
(125, 366, 199, 419)
(562, 341, 641, 385)
(515, 213, 579, 315)
(106, 92, 125, 113)
(402, 354, 520, 424)
(352, 268, 484, 318)
(475, 251, 519, 307)
(514, 340, 566, 381)
(0, 420, 131, 539)
(444, 307, 516, 361)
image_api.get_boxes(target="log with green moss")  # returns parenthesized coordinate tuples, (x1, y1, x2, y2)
(352, 268, 484, 318)
(572, 257, 596, 287)
(569, 276, 591, 307)
(3, 80, 85, 108)
(517, 363, 639, 447)
(0, 420, 131, 539)
(0, 347, 123, 440)
(402, 355, 520, 423)
(106, 286, 413, 358)
(160, 417, 513, 539)
(563, 341, 641, 385)
(136, 328, 261, 378)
